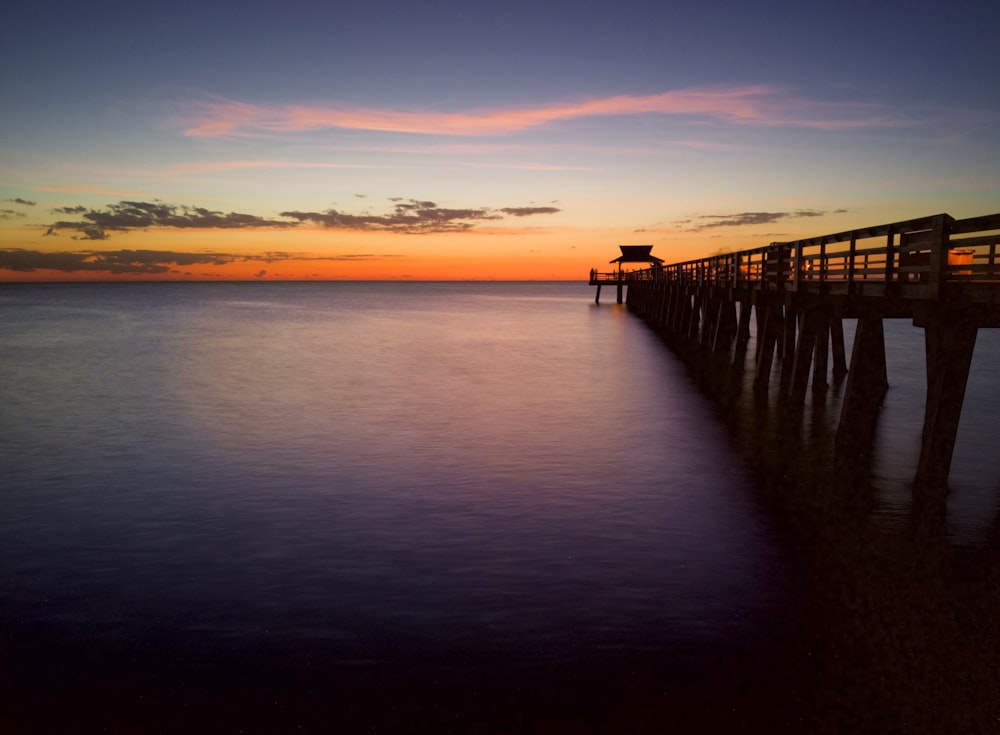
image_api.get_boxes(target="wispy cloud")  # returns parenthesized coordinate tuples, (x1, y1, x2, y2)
(281, 199, 560, 234)
(169, 156, 592, 176)
(45, 201, 294, 240)
(0, 248, 403, 275)
(182, 86, 907, 138)
(0, 198, 36, 220)
(675, 209, 835, 232)
(166, 160, 387, 175)
(0, 248, 236, 274)
(499, 207, 561, 217)
(42, 198, 562, 239)
(38, 185, 154, 197)
(468, 162, 595, 171)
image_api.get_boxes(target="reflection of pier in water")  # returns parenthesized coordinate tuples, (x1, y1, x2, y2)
(590, 212, 1000, 512)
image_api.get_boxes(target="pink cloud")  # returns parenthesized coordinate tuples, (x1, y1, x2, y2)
(38, 184, 153, 197)
(166, 160, 385, 175)
(182, 86, 906, 138)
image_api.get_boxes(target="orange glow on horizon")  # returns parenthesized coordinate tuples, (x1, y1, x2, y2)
(0, 222, 553, 281)
(0, 220, 798, 283)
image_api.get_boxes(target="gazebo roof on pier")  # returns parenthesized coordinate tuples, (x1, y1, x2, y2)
(610, 244, 663, 265)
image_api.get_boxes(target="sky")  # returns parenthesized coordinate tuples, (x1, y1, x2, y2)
(1, 0, 998, 281)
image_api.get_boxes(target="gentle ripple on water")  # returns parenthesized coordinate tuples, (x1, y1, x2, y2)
(3, 281, 999, 733)
(0, 282, 780, 658)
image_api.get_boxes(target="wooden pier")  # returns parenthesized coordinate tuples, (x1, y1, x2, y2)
(591, 212, 1000, 494)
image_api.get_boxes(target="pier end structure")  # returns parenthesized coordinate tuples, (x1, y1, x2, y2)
(590, 245, 663, 303)
(590, 212, 1000, 493)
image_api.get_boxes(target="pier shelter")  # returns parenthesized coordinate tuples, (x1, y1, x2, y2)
(590, 245, 663, 303)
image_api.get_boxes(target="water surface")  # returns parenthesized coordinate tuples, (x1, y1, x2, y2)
(2, 282, 998, 733)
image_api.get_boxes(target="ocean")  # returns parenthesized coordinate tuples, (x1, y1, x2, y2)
(1, 281, 998, 733)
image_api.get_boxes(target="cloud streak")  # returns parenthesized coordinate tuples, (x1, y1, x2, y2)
(0, 248, 402, 275)
(44, 198, 561, 239)
(183, 86, 906, 138)
(676, 209, 835, 232)
(281, 200, 560, 234)
(166, 160, 386, 175)
(45, 201, 294, 241)
(0, 249, 235, 274)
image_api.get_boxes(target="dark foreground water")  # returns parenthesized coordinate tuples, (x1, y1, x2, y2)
(1, 282, 998, 734)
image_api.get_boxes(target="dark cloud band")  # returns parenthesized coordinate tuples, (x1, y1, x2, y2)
(0, 248, 402, 275)
(42, 198, 561, 239)
(677, 209, 834, 232)
(0, 249, 239, 274)
(280, 199, 559, 234)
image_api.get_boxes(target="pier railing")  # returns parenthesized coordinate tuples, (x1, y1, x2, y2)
(594, 213, 1000, 303)
(592, 210, 1000, 491)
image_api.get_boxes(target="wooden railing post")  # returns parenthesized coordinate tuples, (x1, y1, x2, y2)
(926, 214, 953, 300)
(794, 242, 804, 291)
(848, 235, 857, 291)
(885, 226, 896, 290)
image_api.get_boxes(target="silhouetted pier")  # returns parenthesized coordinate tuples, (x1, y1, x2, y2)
(590, 212, 1000, 496)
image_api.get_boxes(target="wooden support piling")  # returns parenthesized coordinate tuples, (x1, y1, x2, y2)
(813, 315, 830, 395)
(834, 313, 888, 464)
(754, 303, 767, 362)
(779, 305, 798, 393)
(916, 309, 978, 488)
(687, 294, 703, 341)
(754, 302, 782, 394)
(830, 316, 848, 380)
(736, 299, 752, 354)
(789, 307, 823, 407)
(782, 305, 798, 365)
(713, 300, 737, 353)
(702, 297, 721, 348)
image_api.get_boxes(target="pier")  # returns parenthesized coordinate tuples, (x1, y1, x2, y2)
(590, 212, 1000, 496)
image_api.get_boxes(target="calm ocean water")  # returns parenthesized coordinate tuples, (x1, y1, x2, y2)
(2, 282, 999, 734)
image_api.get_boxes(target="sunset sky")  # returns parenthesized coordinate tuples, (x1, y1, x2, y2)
(2, 0, 998, 280)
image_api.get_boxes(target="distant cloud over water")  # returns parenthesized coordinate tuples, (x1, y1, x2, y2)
(0, 249, 235, 275)
(42, 198, 561, 240)
(0, 248, 401, 275)
(2, 196, 562, 275)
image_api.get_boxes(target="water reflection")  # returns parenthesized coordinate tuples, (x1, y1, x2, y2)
(649, 307, 1000, 734)
(1, 283, 787, 733)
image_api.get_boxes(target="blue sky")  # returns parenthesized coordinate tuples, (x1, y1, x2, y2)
(2, 0, 998, 279)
